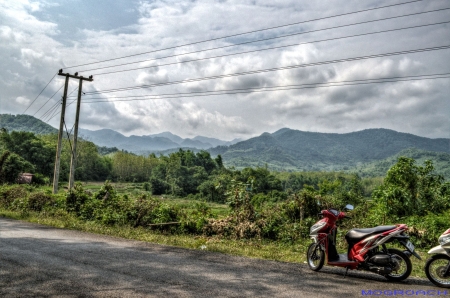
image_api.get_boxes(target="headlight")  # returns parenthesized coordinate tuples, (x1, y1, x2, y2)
(310, 221, 326, 234)
(439, 234, 450, 246)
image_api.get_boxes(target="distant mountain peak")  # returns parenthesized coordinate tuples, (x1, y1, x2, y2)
(272, 127, 292, 136)
(147, 131, 183, 144)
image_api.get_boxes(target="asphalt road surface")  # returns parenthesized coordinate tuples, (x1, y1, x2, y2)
(0, 217, 443, 297)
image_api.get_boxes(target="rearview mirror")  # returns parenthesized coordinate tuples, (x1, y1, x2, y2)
(344, 204, 354, 211)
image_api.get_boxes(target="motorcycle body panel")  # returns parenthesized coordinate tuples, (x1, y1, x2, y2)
(428, 245, 450, 256)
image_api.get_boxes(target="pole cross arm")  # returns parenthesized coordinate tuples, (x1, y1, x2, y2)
(58, 70, 94, 81)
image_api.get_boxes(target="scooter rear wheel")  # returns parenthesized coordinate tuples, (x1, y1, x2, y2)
(307, 243, 325, 271)
(385, 248, 412, 281)
(425, 254, 450, 288)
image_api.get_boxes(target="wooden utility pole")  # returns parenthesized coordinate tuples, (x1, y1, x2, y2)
(53, 69, 93, 194)
(69, 78, 84, 189)
(52, 74, 69, 194)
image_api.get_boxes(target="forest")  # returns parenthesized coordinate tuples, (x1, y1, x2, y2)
(0, 129, 449, 249)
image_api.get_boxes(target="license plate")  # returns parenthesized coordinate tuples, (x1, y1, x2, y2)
(405, 240, 415, 251)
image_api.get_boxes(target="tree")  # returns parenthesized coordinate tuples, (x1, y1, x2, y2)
(0, 130, 54, 176)
(373, 157, 448, 218)
(239, 167, 283, 194)
(0, 151, 34, 183)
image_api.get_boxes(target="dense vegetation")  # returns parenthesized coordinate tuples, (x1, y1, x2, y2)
(353, 148, 450, 179)
(1, 127, 449, 252)
(0, 130, 111, 183)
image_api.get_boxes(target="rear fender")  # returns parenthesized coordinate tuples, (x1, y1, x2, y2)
(394, 235, 422, 260)
(385, 235, 410, 244)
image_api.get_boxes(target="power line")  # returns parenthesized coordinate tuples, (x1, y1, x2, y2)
(86, 19, 450, 77)
(52, 74, 450, 119)
(65, 0, 426, 69)
(32, 85, 63, 117)
(47, 104, 62, 122)
(38, 86, 78, 121)
(40, 101, 61, 122)
(81, 73, 450, 103)
(22, 73, 57, 114)
(82, 45, 450, 95)
(79, 8, 450, 75)
(40, 87, 79, 123)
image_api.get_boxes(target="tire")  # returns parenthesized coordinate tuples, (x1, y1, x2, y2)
(385, 248, 412, 281)
(425, 255, 450, 288)
(307, 242, 325, 271)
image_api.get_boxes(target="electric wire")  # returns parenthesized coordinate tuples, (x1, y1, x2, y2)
(87, 19, 450, 77)
(42, 87, 78, 123)
(64, 0, 426, 69)
(39, 86, 79, 122)
(79, 8, 450, 75)
(32, 85, 63, 117)
(22, 72, 57, 114)
(82, 45, 450, 95)
(47, 105, 62, 122)
(81, 73, 450, 103)
(40, 102, 61, 122)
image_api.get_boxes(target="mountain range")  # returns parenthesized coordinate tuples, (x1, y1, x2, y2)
(1, 114, 449, 178)
(209, 128, 450, 174)
(78, 128, 242, 152)
(0, 114, 241, 152)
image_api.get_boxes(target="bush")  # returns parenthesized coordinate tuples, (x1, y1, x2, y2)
(0, 185, 28, 208)
(180, 202, 211, 234)
(66, 183, 90, 215)
(142, 182, 151, 192)
(28, 191, 54, 211)
(406, 212, 449, 248)
(32, 173, 50, 185)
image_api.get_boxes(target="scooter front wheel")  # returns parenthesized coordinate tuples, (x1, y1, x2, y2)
(307, 242, 325, 271)
(425, 254, 450, 288)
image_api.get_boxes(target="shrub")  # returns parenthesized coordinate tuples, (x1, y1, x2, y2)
(0, 185, 28, 208)
(32, 173, 50, 185)
(405, 212, 449, 248)
(28, 191, 54, 212)
(66, 183, 90, 215)
(180, 202, 211, 234)
(142, 182, 151, 192)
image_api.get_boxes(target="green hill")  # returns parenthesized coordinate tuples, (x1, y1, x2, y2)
(0, 114, 57, 134)
(349, 148, 450, 178)
(209, 128, 450, 175)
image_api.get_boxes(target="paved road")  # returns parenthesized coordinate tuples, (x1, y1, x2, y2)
(0, 217, 442, 297)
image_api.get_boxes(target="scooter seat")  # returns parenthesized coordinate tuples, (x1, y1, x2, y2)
(346, 225, 396, 242)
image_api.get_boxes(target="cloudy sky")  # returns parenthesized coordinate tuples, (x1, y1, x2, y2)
(1, 0, 449, 140)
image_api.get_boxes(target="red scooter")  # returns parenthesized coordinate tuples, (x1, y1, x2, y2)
(307, 205, 421, 281)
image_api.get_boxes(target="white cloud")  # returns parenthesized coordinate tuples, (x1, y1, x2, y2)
(16, 96, 30, 105)
(0, 0, 449, 140)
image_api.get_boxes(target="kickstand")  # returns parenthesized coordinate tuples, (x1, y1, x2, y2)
(344, 267, 349, 278)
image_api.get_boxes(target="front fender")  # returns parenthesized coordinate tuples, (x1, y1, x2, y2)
(428, 245, 450, 256)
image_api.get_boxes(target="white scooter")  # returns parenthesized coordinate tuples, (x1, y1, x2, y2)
(425, 228, 450, 288)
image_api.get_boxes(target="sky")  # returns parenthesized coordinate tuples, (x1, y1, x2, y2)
(0, 0, 449, 141)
